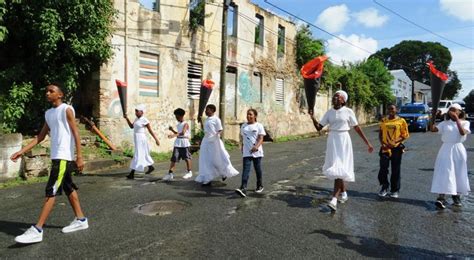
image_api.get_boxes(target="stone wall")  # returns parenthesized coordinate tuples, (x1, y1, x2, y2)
(0, 134, 22, 178)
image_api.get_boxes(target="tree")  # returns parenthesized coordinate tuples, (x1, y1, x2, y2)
(0, 0, 115, 133)
(370, 40, 452, 84)
(295, 25, 324, 69)
(463, 90, 474, 112)
(0, 0, 6, 42)
(356, 58, 394, 106)
(442, 70, 462, 99)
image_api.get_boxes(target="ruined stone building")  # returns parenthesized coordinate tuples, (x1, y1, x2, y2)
(78, 0, 329, 152)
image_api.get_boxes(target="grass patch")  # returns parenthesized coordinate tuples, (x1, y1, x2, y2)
(150, 151, 172, 162)
(0, 176, 49, 189)
(274, 133, 315, 143)
(224, 139, 239, 151)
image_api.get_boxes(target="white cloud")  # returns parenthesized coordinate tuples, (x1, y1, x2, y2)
(326, 34, 378, 63)
(353, 8, 389, 28)
(316, 5, 350, 33)
(440, 0, 474, 21)
(450, 48, 474, 99)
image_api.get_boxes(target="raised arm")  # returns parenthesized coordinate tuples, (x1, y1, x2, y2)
(10, 123, 50, 162)
(354, 125, 374, 153)
(124, 114, 134, 129)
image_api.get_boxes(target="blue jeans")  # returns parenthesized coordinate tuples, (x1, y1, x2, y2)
(241, 157, 263, 189)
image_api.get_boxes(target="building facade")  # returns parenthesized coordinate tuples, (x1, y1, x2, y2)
(389, 69, 431, 107)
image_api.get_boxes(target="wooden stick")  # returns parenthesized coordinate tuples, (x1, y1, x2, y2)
(80, 116, 117, 151)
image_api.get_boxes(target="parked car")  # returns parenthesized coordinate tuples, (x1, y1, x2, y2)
(435, 100, 453, 119)
(399, 103, 431, 132)
(465, 107, 474, 123)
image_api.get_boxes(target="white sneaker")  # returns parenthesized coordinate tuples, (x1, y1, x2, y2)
(328, 198, 337, 211)
(163, 173, 174, 181)
(62, 218, 89, 233)
(15, 226, 43, 244)
(183, 172, 193, 180)
(338, 195, 348, 203)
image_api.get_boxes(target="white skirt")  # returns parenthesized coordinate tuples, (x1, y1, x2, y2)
(431, 142, 470, 195)
(195, 136, 239, 184)
(323, 131, 355, 182)
(130, 133, 154, 172)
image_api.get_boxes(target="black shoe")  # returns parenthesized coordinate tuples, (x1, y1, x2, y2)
(452, 195, 462, 207)
(126, 170, 135, 179)
(145, 165, 155, 175)
(235, 188, 247, 198)
(435, 200, 446, 209)
(201, 182, 212, 187)
(222, 176, 227, 182)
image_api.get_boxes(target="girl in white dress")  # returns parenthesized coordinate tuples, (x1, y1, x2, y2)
(430, 103, 470, 209)
(310, 90, 374, 211)
(195, 104, 239, 186)
(124, 104, 160, 179)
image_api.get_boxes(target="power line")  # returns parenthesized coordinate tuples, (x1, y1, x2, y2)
(373, 0, 474, 50)
(262, 0, 417, 73)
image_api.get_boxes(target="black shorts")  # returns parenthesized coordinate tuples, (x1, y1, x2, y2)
(45, 160, 78, 197)
(170, 147, 192, 162)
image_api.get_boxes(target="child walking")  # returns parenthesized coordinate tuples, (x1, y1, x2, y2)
(235, 109, 266, 197)
(10, 84, 88, 244)
(310, 90, 374, 211)
(195, 104, 239, 186)
(164, 108, 193, 181)
(124, 104, 160, 179)
(430, 103, 470, 209)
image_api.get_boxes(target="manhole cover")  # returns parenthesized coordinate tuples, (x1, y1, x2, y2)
(133, 200, 190, 216)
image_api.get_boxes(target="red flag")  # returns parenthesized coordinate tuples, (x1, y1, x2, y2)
(300, 56, 328, 79)
(202, 79, 215, 89)
(426, 61, 448, 81)
(115, 79, 127, 87)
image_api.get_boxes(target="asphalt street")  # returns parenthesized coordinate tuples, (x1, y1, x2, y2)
(0, 125, 473, 259)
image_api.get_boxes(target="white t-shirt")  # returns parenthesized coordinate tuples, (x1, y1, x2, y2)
(241, 122, 266, 157)
(45, 103, 75, 161)
(133, 116, 150, 134)
(174, 121, 191, 148)
(437, 120, 471, 143)
(320, 106, 358, 131)
(204, 115, 223, 139)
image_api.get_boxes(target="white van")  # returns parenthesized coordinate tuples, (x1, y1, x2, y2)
(436, 100, 453, 119)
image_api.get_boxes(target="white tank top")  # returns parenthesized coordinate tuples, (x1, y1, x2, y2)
(174, 121, 191, 147)
(45, 103, 75, 161)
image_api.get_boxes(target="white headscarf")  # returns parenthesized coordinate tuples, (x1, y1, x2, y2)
(335, 90, 348, 103)
(135, 104, 146, 112)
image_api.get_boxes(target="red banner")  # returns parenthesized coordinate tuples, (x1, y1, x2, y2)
(300, 55, 328, 79)
(202, 79, 215, 89)
(426, 61, 448, 81)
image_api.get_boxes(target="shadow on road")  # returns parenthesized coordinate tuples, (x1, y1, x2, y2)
(0, 220, 62, 237)
(310, 229, 474, 258)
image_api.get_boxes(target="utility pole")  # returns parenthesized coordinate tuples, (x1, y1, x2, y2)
(219, 0, 230, 139)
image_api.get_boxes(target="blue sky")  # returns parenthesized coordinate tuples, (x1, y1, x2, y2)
(139, 0, 474, 99)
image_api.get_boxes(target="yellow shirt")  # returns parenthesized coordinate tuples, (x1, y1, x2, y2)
(379, 116, 409, 156)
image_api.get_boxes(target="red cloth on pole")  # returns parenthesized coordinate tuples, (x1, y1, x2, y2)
(300, 56, 328, 79)
(426, 61, 448, 81)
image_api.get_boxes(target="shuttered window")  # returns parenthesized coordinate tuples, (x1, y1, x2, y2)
(187, 61, 203, 99)
(139, 51, 159, 97)
(275, 78, 284, 104)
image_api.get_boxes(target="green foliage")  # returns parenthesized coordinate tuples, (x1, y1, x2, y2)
(150, 151, 172, 162)
(191, 129, 205, 145)
(0, 0, 7, 42)
(370, 40, 452, 83)
(0, 82, 33, 133)
(463, 90, 474, 112)
(95, 136, 111, 157)
(0, 176, 49, 189)
(189, 0, 212, 33)
(295, 25, 325, 69)
(123, 147, 134, 158)
(0, 0, 115, 133)
(443, 70, 462, 99)
(355, 58, 395, 106)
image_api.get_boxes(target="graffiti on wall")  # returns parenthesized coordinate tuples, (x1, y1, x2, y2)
(238, 72, 259, 103)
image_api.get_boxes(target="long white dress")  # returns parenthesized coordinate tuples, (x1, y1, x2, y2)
(320, 107, 359, 182)
(195, 115, 239, 184)
(130, 116, 154, 172)
(431, 120, 471, 195)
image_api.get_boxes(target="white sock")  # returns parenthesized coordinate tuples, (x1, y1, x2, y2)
(341, 192, 347, 198)
(331, 197, 338, 204)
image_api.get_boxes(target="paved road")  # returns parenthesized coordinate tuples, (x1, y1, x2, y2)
(0, 125, 473, 259)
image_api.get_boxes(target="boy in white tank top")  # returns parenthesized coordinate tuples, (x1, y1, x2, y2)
(10, 84, 88, 244)
(165, 108, 192, 180)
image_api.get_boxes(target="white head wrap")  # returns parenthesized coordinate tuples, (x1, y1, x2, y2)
(449, 103, 462, 111)
(335, 90, 348, 103)
(135, 104, 146, 112)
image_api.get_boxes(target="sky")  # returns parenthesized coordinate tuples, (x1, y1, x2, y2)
(139, 0, 474, 99)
